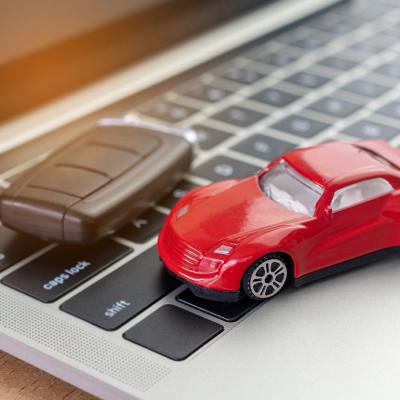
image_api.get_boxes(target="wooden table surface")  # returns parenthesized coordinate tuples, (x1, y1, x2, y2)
(0, 351, 96, 400)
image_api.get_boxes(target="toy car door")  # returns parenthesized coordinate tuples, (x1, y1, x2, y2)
(305, 177, 394, 274)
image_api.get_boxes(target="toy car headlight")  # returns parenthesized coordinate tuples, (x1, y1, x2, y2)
(214, 244, 234, 255)
(199, 242, 238, 273)
(210, 241, 238, 256)
(198, 258, 224, 273)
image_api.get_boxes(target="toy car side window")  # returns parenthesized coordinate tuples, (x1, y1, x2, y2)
(331, 178, 393, 213)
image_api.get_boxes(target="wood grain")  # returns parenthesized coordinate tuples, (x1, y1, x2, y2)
(0, 351, 97, 400)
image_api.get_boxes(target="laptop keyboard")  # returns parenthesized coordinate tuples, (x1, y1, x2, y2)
(1, 0, 400, 361)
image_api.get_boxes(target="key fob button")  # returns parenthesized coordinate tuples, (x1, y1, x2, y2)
(59, 144, 141, 179)
(90, 126, 161, 156)
(30, 165, 110, 198)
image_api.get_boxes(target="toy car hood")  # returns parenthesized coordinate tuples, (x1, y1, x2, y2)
(168, 176, 306, 252)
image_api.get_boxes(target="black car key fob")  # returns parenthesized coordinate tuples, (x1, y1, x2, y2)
(0, 117, 195, 244)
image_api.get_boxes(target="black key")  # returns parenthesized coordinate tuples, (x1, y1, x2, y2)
(124, 305, 223, 360)
(374, 62, 400, 79)
(159, 180, 199, 208)
(211, 106, 267, 128)
(214, 65, 264, 85)
(305, 12, 338, 28)
(350, 41, 383, 54)
(272, 115, 329, 138)
(139, 100, 197, 123)
(273, 31, 298, 44)
(250, 52, 298, 67)
(340, 79, 389, 98)
(308, 96, 361, 118)
(192, 124, 233, 150)
(320, 17, 363, 35)
(2, 239, 131, 303)
(250, 88, 300, 108)
(381, 27, 400, 39)
(290, 36, 329, 50)
(274, 28, 309, 45)
(61, 247, 180, 331)
(380, 1, 400, 9)
(363, 34, 398, 50)
(285, 71, 330, 89)
(177, 289, 259, 322)
(342, 119, 398, 140)
(0, 226, 46, 272)
(232, 134, 296, 161)
(245, 44, 276, 61)
(118, 209, 166, 243)
(179, 84, 232, 103)
(334, 49, 371, 62)
(357, 4, 391, 20)
(193, 155, 259, 182)
(318, 56, 358, 71)
(332, 5, 358, 17)
(377, 101, 400, 119)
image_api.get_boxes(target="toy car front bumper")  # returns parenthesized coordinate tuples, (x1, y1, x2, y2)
(166, 267, 241, 303)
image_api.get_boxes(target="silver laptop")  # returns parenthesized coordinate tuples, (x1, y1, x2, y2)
(2, 0, 400, 398)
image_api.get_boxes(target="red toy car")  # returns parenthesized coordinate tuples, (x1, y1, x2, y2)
(158, 140, 400, 302)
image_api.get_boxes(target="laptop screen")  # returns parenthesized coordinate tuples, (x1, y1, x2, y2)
(0, 0, 269, 122)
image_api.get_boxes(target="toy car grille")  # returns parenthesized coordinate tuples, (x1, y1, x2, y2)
(164, 224, 203, 270)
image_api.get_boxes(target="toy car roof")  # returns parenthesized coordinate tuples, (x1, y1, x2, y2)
(283, 140, 400, 188)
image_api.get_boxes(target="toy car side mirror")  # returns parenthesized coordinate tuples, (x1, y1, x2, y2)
(323, 207, 333, 220)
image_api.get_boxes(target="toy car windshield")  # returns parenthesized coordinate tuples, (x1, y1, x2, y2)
(259, 160, 323, 216)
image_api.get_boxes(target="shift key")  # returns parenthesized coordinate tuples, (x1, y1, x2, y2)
(60, 247, 181, 331)
(2, 239, 131, 303)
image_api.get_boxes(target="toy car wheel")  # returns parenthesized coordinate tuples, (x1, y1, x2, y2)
(242, 254, 288, 301)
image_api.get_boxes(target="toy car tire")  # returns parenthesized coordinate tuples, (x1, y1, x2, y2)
(242, 254, 289, 301)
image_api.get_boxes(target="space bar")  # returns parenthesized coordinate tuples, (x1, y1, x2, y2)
(60, 247, 181, 331)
